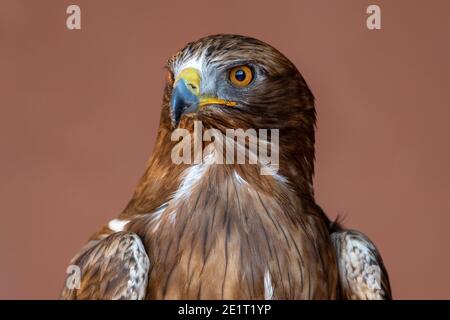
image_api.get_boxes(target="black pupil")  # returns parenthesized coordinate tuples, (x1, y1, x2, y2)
(235, 69, 246, 81)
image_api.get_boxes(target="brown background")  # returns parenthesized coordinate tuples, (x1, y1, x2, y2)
(1, 0, 449, 299)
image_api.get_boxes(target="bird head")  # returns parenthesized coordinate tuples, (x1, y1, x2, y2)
(162, 35, 315, 132)
(153, 35, 317, 197)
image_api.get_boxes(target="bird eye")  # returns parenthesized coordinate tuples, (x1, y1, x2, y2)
(229, 65, 253, 87)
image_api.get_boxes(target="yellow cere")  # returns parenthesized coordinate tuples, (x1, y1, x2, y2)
(175, 68, 201, 96)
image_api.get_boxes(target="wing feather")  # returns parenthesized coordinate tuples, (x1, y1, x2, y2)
(331, 230, 392, 300)
(60, 231, 150, 300)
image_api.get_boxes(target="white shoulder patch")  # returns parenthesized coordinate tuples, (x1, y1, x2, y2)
(108, 219, 130, 232)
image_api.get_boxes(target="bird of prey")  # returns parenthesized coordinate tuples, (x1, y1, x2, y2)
(60, 34, 391, 300)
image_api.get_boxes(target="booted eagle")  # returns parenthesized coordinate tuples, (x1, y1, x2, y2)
(61, 34, 391, 300)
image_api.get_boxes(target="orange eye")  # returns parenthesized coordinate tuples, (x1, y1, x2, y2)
(229, 65, 253, 87)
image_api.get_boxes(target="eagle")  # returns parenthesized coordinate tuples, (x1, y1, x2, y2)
(60, 34, 391, 300)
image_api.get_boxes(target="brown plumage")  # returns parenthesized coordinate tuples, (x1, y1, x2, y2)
(60, 34, 391, 300)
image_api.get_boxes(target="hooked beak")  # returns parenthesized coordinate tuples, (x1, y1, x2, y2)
(170, 68, 236, 125)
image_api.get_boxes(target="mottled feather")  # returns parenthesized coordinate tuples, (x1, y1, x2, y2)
(331, 230, 392, 300)
(60, 232, 149, 300)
